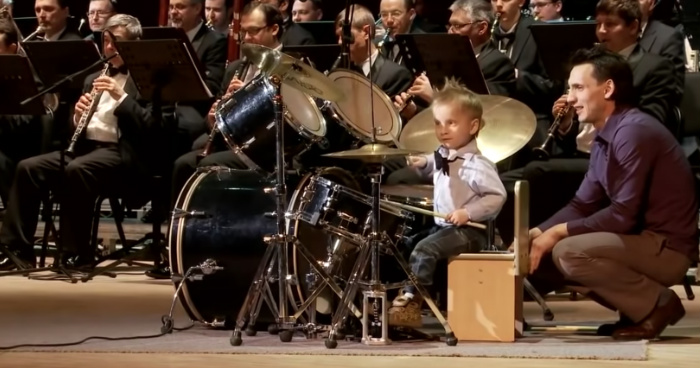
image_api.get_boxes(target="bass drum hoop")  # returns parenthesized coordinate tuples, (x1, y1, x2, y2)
(286, 167, 360, 309)
(169, 167, 220, 324)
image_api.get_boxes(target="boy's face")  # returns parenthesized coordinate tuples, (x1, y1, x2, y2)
(433, 102, 480, 150)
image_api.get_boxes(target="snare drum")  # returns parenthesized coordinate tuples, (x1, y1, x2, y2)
(325, 69, 402, 144)
(295, 176, 414, 245)
(215, 75, 327, 173)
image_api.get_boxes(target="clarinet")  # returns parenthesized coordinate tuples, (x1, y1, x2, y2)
(199, 60, 249, 159)
(67, 63, 110, 155)
(532, 90, 572, 160)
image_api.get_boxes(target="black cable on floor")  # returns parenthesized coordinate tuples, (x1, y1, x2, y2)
(0, 317, 195, 351)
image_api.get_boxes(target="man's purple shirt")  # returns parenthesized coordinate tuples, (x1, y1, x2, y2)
(539, 107, 698, 260)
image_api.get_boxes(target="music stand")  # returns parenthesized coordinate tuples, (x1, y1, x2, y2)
(282, 44, 341, 73)
(395, 33, 489, 95)
(0, 55, 47, 116)
(21, 40, 102, 90)
(296, 21, 337, 45)
(80, 39, 213, 282)
(141, 27, 207, 76)
(529, 21, 598, 82)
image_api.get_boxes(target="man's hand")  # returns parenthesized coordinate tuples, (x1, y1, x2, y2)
(207, 100, 220, 131)
(407, 74, 433, 103)
(508, 227, 543, 252)
(394, 92, 417, 119)
(446, 209, 470, 226)
(226, 78, 245, 95)
(552, 94, 575, 133)
(74, 93, 93, 126)
(529, 224, 567, 274)
(93, 76, 125, 101)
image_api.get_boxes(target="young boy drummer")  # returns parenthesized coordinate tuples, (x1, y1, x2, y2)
(388, 79, 507, 327)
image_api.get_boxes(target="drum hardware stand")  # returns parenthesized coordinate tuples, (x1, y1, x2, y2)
(230, 75, 361, 346)
(161, 259, 223, 333)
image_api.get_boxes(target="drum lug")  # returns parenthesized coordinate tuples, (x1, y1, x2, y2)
(264, 186, 277, 194)
(336, 211, 358, 225)
(172, 208, 208, 219)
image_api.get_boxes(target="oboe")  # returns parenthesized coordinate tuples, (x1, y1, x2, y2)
(199, 60, 249, 158)
(67, 63, 111, 155)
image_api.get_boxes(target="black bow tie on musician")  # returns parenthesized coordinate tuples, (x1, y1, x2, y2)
(74, 30, 128, 126)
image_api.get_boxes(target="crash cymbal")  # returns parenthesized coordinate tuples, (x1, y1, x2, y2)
(241, 43, 344, 102)
(397, 95, 537, 164)
(323, 143, 423, 163)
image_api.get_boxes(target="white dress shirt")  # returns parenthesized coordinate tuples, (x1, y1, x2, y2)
(81, 72, 129, 143)
(416, 139, 507, 225)
(358, 50, 379, 77)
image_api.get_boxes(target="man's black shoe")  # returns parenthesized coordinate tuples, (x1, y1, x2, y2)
(145, 265, 170, 279)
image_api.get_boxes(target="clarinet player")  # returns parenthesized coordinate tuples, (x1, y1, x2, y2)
(0, 15, 161, 272)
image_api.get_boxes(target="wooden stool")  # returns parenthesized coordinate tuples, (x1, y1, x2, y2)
(447, 181, 530, 342)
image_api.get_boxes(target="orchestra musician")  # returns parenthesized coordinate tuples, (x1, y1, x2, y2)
(292, 0, 323, 22)
(0, 19, 44, 213)
(257, 0, 315, 45)
(490, 0, 558, 170)
(378, 0, 424, 66)
(496, 0, 683, 249)
(638, 0, 685, 96)
(86, 0, 118, 33)
(204, 0, 230, 34)
(32, 0, 82, 41)
(335, 5, 413, 99)
(526, 46, 696, 341)
(141, 1, 287, 279)
(0, 15, 164, 271)
(530, 0, 564, 22)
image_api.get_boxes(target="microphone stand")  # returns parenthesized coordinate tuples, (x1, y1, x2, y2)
(1, 53, 120, 281)
(339, 0, 354, 69)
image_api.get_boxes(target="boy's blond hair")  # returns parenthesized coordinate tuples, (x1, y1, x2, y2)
(431, 78, 485, 132)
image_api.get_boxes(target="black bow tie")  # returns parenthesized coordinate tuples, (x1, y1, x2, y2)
(493, 31, 516, 44)
(108, 65, 128, 77)
(434, 151, 461, 176)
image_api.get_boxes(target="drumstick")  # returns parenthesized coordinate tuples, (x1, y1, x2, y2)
(380, 199, 487, 230)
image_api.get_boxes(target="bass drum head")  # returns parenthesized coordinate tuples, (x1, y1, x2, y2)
(287, 167, 361, 316)
(169, 168, 284, 327)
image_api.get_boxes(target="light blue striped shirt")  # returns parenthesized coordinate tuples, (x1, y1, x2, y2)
(417, 140, 507, 226)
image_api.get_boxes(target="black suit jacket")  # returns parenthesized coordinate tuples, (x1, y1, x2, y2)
(494, 16, 557, 114)
(628, 44, 682, 134)
(57, 29, 83, 40)
(640, 20, 686, 98)
(366, 53, 413, 99)
(192, 25, 228, 96)
(80, 72, 163, 207)
(281, 18, 315, 46)
(381, 25, 425, 66)
(477, 41, 517, 97)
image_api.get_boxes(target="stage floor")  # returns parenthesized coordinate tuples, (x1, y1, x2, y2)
(0, 273, 698, 368)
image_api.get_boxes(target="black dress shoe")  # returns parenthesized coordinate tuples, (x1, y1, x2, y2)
(145, 265, 171, 279)
(612, 290, 685, 341)
(597, 315, 634, 336)
(61, 254, 95, 271)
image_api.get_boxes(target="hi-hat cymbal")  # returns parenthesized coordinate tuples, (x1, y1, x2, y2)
(323, 144, 423, 163)
(398, 95, 537, 163)
(241, 43, 344, 102)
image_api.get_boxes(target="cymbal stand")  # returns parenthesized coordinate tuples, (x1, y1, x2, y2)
(230, 75, 361, 346)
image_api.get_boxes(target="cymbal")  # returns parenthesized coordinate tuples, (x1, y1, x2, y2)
(398, 95, 537, 164)
(241, 43, 344, 102)
(323, 144, 423, 163)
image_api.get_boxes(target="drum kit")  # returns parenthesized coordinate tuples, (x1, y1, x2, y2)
(166, 42, 536, 349)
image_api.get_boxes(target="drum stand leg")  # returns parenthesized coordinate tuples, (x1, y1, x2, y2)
(324, 164, 458, 349)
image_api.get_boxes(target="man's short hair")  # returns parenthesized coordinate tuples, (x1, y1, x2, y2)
(243, 1, 285, 41)
(298, 0, 322, 10)
(570, 46, 636, 107)
(335, 4, 376, 39)
(0, 18, 19, 47)
(595, 0, 642, 27)
(90, 0, 119, 13)
(104, 13, 142, 40)
(449, 0, 496, 26)
(432, 77, 485, 132)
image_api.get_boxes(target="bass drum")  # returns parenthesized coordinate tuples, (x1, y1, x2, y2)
(169, 167, 359, 327)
